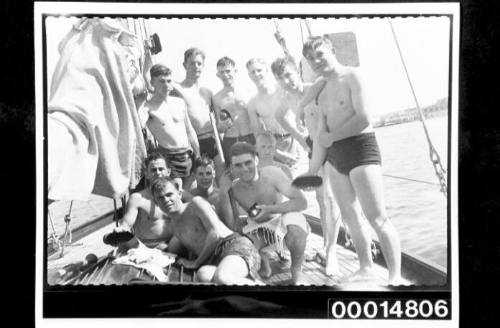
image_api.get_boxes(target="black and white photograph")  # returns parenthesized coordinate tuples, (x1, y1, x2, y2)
(35, 2, 459, 326)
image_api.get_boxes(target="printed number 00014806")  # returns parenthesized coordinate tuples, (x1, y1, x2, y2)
(328, 299, 450, 319)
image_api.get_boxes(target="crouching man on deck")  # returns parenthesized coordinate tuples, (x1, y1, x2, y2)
(151, 177, 262, 285)
(221, 142, 310, 285)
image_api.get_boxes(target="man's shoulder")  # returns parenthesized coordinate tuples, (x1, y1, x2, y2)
(168, 96, 187, 106)
(261, 165, 285, 176)
(128, 191, 151, 207)
(199, 86, 214, 98)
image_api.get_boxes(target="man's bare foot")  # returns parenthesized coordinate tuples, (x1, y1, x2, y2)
(259, 254, 273, 278)
(325, 250, 341, 277)
(388, 276, 407, 286)
(340, 267, 377, 284)
(291, 270, 309, 285)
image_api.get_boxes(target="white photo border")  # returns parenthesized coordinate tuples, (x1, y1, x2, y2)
(35, 2, 460, 327)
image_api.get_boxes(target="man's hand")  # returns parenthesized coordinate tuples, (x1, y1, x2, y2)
(295, 109, 306, 132)
(297, 136, 311, 153)
(217, 118, 233, 132)
(176, 258, 199, 270)
(318, 130, 335, 148)
(251, 204, 275, 223)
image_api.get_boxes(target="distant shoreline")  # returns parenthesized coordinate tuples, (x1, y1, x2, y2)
(372, 97, 448, 128)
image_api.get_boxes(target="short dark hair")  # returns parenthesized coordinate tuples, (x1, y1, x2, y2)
(229, 142, 258, 163)
(271, 57, 298, 78)
(216, 56, 235, 68)
(151, 177, 179, 196)
(184, 47, 206, 63)
(192, 154, 215, 172)
(150, 64, 172, 78)
(144, 151, 169, 171)
(302, 35, 334, 57)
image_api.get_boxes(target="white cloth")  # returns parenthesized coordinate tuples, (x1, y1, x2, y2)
(48, 18, 147, 201)
(113, 248, 176, 282)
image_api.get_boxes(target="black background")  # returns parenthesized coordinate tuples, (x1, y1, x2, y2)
(1, 0, 498, 326)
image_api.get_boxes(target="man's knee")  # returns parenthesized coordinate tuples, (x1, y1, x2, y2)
(285, 224, 308, 248)
(369, 215, 390, 232)
(213, 267, 237, 285)
(196, 265, 216, 283)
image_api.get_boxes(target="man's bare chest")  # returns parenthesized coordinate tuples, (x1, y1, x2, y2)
(234, 183, 279, 209)
(318, 79, 352, 114)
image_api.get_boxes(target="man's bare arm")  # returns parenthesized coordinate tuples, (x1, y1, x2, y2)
(274, 102, 309, 152)
(296, 78, 327, 126)
(190, 197, 225, 267)
(184, 104, 200, 157)
(218, 189, 238, 232)
(307, 119, 328, 175)
(252, 167, 307, 223)
(137, 104, 150, 129)
(119, 193, 141, 228)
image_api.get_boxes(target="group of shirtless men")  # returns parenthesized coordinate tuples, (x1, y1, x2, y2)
(117, 36, 402, 285)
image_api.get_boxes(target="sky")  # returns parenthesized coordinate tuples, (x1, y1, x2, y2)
(46, 16, 450, 116)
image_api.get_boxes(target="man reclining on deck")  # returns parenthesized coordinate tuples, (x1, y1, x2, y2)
(116, 151, 173, 249)
(220, 142, 310, 285)
(151, 177, 262, 285)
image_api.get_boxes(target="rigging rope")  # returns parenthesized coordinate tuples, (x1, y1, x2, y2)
(387, 19, 447, 197)
(382, 173, 441, 186)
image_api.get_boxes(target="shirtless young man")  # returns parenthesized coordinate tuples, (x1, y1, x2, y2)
(213, 57, 255, 165)
(139, 64, 200, 188)
(271, 57, 342, 276)
(151, 177, 261, 285)
(117, 152, 173, 249)
(246, 58, 299, 167)
(303, 36, 402, 284)
(222, 142, 309, 284)
(255, 132, 293, 180)
(180, 48, 220, 160)
(188, 155, 232, 222)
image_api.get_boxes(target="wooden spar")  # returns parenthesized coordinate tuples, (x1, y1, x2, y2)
(208, 105, 225, 165)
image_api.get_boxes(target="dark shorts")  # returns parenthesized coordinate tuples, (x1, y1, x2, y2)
(210, 232, 261, 280)
(199, 136, 218, 159)
(222, 133, 256, 166)
(326, 132, 382, 175)
(157, 146, 193, 178)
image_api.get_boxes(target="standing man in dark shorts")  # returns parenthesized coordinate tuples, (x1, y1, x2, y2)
(151, 177, 261, 285)
(303, 36, 402, 284)
(271, 57, 341, 276)
(139, 64, 200, 189)
(213, 56, 255, 180)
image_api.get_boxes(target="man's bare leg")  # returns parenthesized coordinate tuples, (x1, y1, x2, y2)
(320, 164, 342, 276)
(212, 255, 260, 285)
(314, 165, 341, 276)
(258, 248, 273, 278)
(350, 165, 402, 284)
(326, 164, 374, 278)
(282, 217, 308, 285)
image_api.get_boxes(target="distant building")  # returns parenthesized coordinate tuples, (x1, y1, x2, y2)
(372, 97, 448, 128)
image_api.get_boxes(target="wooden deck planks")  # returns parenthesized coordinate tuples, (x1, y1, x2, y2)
(47, 222, 405, 287)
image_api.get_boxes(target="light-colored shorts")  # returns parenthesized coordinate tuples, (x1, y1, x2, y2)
(242, 212, 310, 253)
